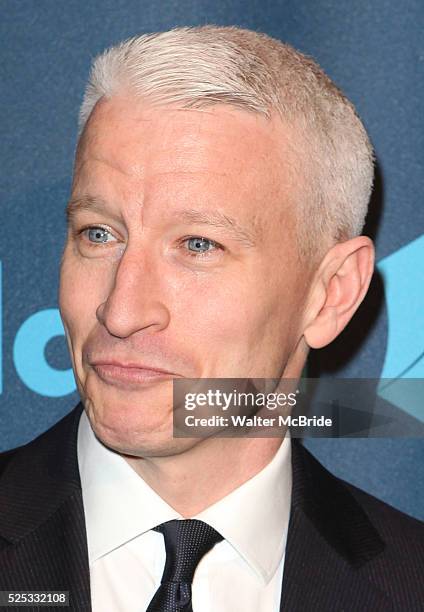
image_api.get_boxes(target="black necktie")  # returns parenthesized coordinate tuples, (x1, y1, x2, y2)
(146, 519, 223, 612)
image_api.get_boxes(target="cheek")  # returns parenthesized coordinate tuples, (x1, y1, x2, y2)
(59, 253, 111, 342)
(170, 272, 273, 367)
(172, 274, 242, 335)
(174, 266, 301, 377)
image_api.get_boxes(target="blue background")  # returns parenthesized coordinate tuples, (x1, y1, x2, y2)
(0, 1, 423, 519)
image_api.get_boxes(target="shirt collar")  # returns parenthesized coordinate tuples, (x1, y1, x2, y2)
(195, 432, 292, 584)
(78, 410, 292, 584)
(78, 410, 181, 563)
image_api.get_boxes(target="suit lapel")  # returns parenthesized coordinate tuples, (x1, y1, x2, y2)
(0, 404, 91, 610)
(280, 440, 390, 611)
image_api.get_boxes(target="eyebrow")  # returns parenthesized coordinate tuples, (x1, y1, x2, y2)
(174, 208, 260, 247)
(66, 195, 108, 223)
(66, 196, 260, 247)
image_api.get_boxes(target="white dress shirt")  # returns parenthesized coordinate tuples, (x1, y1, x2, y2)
(77, 410, 292, 612)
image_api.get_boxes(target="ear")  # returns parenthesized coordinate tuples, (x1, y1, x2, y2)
(303, 236, 375, 349)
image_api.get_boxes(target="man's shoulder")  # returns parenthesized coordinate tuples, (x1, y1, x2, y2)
(0, 405, 91, 604)
(338, 471, 424, 606)
(0, 447, 20, 477)
(313, 445, 424, 586)
(341, 471, 424, 547)
(287, 441, 424, 609)
(297, 440, 423, 523)
(0, 404, 84, 489)
(293, 440, 424, 561)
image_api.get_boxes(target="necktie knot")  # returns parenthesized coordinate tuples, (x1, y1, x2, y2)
(147, 519, 223, 611)
(154, 519, 223, 584)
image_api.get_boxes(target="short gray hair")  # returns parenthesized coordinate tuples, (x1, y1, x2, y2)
(79, 25, 374, 260)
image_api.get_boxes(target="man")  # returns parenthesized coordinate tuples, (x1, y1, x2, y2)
(0, 25, 422, 612)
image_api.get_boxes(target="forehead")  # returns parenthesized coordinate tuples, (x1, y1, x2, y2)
(81, 96, 284, 164)
(74, 96, 297, 229)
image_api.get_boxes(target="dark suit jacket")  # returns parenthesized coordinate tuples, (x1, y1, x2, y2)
(0, 403, 423, 611)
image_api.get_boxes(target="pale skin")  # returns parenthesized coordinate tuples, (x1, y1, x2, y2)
(59, 95, 374, 516)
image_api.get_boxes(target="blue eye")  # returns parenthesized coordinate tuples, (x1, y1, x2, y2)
(186, 237, 217, 253)
(86, 227, 115, 243)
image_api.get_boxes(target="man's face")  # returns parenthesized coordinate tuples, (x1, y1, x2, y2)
(59, 95, 311, 456)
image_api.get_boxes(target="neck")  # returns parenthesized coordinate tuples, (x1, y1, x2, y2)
(125, 434, 286, 516)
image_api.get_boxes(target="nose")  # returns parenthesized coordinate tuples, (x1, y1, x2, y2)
(96, 249, 170, 338)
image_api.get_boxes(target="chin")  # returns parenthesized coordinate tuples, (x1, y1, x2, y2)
(93, 418, 197, 459)
(83, 387, 169, 446)
(88, 400, 200, 458)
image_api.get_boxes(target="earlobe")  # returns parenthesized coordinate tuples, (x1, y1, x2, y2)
(304, 304, 338, 349)
(303, 236, 375, 350)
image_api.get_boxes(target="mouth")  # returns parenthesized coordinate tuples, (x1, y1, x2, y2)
(91, 361, 180, 389)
